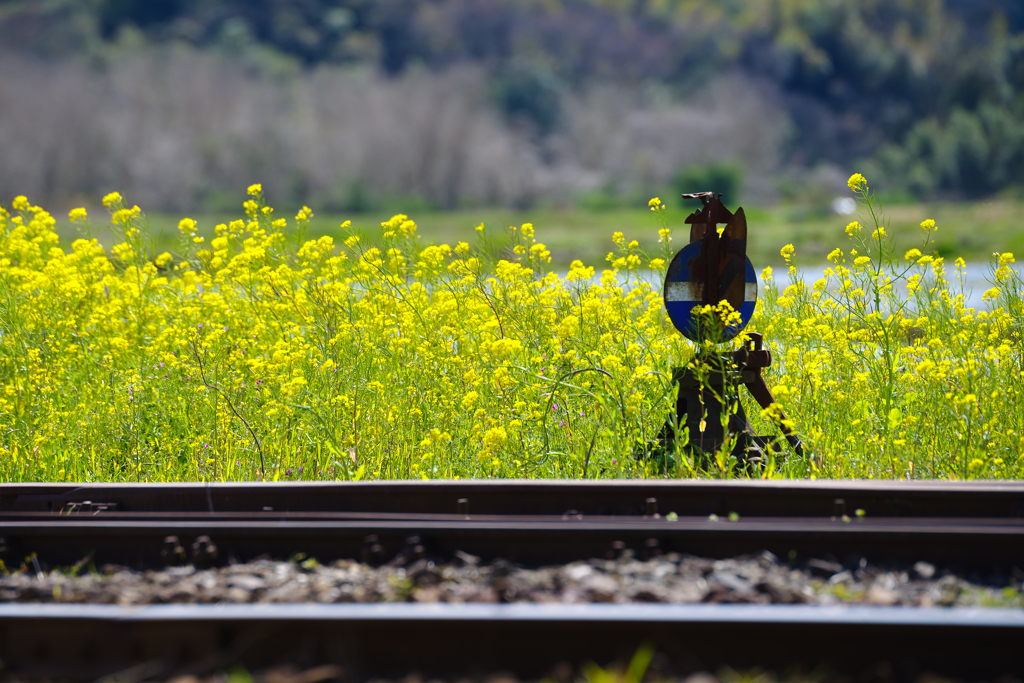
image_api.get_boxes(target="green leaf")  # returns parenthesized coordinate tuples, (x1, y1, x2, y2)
(625, 643, 655, 683)
(888, 407, 902, 432)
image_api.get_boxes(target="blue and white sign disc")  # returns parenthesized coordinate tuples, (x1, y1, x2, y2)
(663, 242, 757, 342)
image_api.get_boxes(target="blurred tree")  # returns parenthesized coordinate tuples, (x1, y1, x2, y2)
(673, 162, 743, 207)
(98, 0, 184, 37)
(491, 60, 561, 136)
(4, 0, 1024, 197)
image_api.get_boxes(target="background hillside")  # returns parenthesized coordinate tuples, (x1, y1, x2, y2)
(2, 0, 1023, 211)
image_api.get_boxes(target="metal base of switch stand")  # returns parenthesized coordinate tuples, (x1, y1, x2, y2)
(634, 333, 805, 472)
(666, 361, 775, 464)
(634, 359, 776, 472)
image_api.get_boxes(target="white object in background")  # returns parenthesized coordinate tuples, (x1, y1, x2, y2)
(832, 197, 857, 215)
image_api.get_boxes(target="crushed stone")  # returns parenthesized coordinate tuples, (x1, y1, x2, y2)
(0, 549, 1020, 607)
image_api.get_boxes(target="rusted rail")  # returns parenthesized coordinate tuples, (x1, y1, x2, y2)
(3, 479, 1023, 517)
(0, 480, 1021, 568)
(1, 603, 1022, 681)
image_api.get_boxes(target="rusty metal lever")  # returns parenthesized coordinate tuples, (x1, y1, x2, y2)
(733, 333, 805, 457)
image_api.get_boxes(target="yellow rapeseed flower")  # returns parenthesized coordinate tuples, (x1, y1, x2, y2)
(489, 338, 522, 358)
(481, 426, 507, 453)
(530, 243, 552, 263)
(68, 207, 87, 221)
(567, 260, 594, 282)
(780, 244, 795, 262)
(2, 180, 1021, 484)
(111, 208, 135, 224)
(847, 173, 867, 192)
(102, 192, 122, 207)
(247, 184, 263, 196)
(602, 355, 624, 373)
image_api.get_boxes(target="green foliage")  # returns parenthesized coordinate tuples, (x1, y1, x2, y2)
(491, 60, 562, 136)
(876, 103, 1024, 196)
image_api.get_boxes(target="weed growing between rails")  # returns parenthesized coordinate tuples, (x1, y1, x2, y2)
(754, 174, 1024, 479)
(0, 178, 1021, 482)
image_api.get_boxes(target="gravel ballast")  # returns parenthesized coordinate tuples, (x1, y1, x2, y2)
(2, 549, 1020, 607)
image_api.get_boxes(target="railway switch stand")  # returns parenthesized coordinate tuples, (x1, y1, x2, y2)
(656, 192, 804, 464)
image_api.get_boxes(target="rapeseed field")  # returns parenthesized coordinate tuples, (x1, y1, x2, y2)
(0, 176, 1020, 482)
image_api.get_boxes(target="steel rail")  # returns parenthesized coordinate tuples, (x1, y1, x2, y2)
(3, 480, 1023, 518)
(0, 482, 1022, 680)
(2, 517, 1022, 568)
(4, 510, 1024, 525)
(1, 481, 1022, 568)
(0, 603, 1021, 681)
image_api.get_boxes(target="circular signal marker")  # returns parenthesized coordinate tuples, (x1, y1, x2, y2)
(663, 242, 758, 342)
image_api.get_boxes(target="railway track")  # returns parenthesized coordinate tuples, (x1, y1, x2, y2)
(0, 480, 1021, 681)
